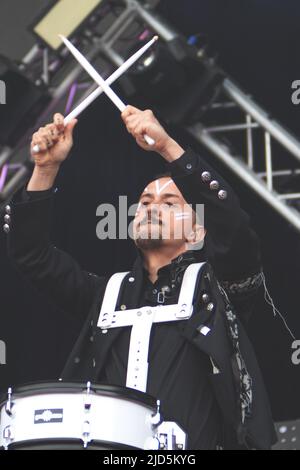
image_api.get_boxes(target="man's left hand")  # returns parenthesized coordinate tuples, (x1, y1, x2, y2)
(121, 105, 184, 162)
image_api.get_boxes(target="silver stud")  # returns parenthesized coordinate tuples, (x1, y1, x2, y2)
(4, 215, 10, 224)
(120, 304, 126, 310)
(128, 277, 135, 283)
(218, 190, 227, 200)
(201, 171, 211, 182)
(202, 293, 210, 303)
(102, 329, 108, 334)
(3, 224, 10, 234)
(74, 357, 80, 364)
(207, 302, 214, 311)
(186, 163, 192, 170)
(5, 205, 11, 215)
(210, 180, 219, 190)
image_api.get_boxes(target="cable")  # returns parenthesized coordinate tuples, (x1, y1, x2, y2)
(261, 272, 297, 340)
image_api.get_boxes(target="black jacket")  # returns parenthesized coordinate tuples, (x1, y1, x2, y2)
(5, 149, 277, 449)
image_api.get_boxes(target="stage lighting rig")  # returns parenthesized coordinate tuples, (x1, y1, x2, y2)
(30, 0, 108, 51)
(122, 33, 224, 126)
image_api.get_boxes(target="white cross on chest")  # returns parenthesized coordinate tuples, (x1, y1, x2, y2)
(97, 263, 206, 393)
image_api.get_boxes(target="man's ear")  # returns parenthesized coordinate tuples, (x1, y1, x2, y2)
(185, 224, 206, 250)
(186, 224, 206, 243)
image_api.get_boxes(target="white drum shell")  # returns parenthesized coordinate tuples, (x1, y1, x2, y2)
(0, 391, 156, 449)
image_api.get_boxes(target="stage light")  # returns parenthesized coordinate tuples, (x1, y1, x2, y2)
(125, 36, 224, 125)
(30, 0, 104, 51)
(133, 48, 157, 73)
(126, 38, 187, 105)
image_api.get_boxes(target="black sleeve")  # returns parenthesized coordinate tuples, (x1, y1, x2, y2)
(5, 185, 104, 320)
(22, 187, 54, 201)
(166, 148, 263, 319)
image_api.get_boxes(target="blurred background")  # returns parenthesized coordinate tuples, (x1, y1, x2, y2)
(0, 0, 300, 449)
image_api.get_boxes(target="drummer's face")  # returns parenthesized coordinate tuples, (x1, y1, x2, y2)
(133, 177, 200, 250)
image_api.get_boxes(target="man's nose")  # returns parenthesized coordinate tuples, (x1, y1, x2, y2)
(147, 204, 160, 219)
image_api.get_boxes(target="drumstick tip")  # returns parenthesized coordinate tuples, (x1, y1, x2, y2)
(153, 35, 159, 42)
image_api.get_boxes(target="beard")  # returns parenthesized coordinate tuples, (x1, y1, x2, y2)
(134, 222, 166, 250)
(135, 236, 165, 251)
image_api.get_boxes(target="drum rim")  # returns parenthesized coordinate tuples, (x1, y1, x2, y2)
(0, 381, 157, 409)
(3, 437, 142, 450)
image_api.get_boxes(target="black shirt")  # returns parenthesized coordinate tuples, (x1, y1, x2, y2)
(98, 251, 223, 450)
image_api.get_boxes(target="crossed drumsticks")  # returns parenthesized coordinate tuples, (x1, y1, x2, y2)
(33, 34, 158, 154)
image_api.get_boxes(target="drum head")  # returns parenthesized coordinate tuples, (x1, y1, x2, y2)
(0, 381, 157, 410)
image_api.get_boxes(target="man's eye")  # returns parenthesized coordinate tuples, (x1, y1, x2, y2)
(141, 201, 150, 206)
(165, 202, 177, 207)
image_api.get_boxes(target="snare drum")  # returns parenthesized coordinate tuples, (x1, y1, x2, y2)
(0, 382, 186, 450)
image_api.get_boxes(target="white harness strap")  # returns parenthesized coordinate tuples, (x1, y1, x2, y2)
(97, 263, 205, 392)
(99, 272, 129, 319)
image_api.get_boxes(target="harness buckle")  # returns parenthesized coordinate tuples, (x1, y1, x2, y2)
(175, 304, 192, 319)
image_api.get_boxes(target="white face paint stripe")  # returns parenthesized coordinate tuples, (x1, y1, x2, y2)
(175, 212, 191, 218)
(155, 179, 173, 195)
(155, 180, 160, 195)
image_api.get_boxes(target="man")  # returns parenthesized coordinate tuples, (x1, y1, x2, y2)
(4, 106, 277, 449)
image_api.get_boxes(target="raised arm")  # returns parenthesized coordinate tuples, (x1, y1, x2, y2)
(121, 105, 263, 319)
(6, 114, 104, 319)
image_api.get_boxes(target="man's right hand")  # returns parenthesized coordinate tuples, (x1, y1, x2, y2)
(30, 113, 78, 168)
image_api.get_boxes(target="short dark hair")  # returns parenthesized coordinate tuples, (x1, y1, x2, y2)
(154, 171, 172, 179)
(148, 171, 172, 185)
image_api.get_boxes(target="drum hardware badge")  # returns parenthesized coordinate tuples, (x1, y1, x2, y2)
(34, 409, 63, 424)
